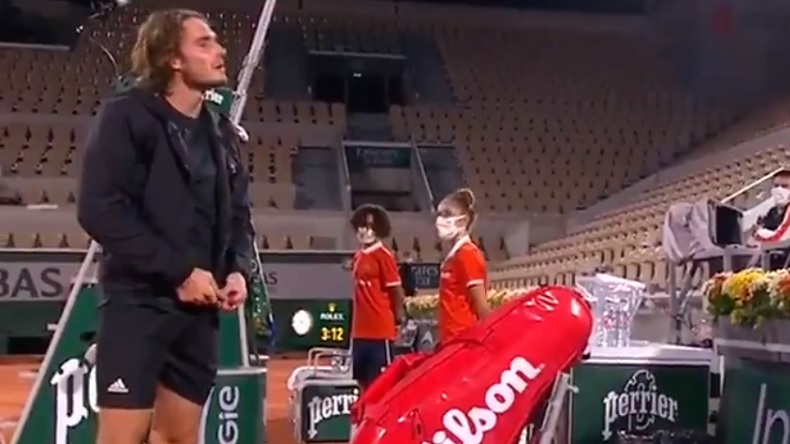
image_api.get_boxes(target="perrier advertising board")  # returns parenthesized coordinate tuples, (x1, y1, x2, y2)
(568, 361, 710, 442)
(298, 380, 359, 443)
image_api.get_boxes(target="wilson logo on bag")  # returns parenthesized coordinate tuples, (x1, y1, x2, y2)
(424, 356, 543, 444)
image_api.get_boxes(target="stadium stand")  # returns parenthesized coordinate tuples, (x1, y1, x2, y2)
(391, 23, 738, 212)
(0, 0, 786, 278)
(489, 108, 790, 291)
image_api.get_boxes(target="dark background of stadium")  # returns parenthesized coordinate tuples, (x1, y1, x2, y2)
(1, 0, 648, 48)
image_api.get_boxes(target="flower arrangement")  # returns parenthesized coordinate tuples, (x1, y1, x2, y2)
(703, 268, 790, 326)
(404, 287, 537, 319)
(405, 294, 439, 319)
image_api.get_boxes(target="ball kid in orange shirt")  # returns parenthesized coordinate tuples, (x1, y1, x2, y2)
(435, 188, 490, 344)
(349, 204, 406, 390)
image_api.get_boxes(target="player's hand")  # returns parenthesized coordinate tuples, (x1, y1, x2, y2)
(219, 272, 247, 311)
(177, 268, 220, 305)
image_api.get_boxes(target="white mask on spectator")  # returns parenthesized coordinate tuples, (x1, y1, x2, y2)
(771, 187, 790, 206)
(435, 216, 465, 240)
(356, 227, 376, 245)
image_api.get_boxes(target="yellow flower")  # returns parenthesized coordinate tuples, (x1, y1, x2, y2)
(722, 268, 767, 303)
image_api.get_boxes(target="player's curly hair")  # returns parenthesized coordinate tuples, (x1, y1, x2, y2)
(130, 9, 207, 92)
(350, 204, 392, 239)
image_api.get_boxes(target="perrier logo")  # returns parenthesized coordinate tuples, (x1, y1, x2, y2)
(602, 369, 679, 440)
(306, 388, 358, 439)
(319, 302, 344, 321)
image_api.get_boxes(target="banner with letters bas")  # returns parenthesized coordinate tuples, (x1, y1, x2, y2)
(0, 251, 356, 301)
(0, 261, 72, 301)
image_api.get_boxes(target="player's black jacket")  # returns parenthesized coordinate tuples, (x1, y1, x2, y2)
(77, 87, 253, 294)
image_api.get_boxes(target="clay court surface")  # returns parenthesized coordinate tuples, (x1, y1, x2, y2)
(0, 355, 303, 444)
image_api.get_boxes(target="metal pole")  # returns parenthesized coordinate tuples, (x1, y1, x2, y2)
(64, 244, 101, 319)
(228, 0, 280, 357)
(537, 373, 577, 444)
(668, 265, 680, 344)
(229, 0, 278, 124)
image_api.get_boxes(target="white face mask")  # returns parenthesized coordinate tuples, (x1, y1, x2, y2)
(772, 186, 790, 206)
(435, 216, 465, 240)
(356, 227, 376, 245)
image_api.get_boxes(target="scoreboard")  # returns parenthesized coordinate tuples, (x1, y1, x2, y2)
(274, 299, 352, 351)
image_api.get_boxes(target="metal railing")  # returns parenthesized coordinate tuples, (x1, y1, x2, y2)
(410, 139, 435, 211)
(338, 139, 353, 213)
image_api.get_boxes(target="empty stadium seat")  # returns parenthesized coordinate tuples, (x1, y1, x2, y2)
(391, 25, 740, 212)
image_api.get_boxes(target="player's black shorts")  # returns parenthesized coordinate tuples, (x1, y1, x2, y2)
(94, 289, 218, 409)
(351, 338, 393, 387)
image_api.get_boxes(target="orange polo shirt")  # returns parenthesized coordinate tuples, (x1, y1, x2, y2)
(351, 242, 402, 340)
(438, 236, 488, 343)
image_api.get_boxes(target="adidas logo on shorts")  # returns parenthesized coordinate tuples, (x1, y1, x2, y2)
(107, 378, 129, 394)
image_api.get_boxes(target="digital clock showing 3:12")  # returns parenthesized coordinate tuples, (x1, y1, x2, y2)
(320, 326, 345, 342)
(289, 300, 350, 348)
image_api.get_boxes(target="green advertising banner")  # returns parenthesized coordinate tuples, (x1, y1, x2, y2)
(718, 359, 790, 444)
(345, 145, 411, 171)
(298, 380, 359, 443)
(200, 367, 266, 444)
(569, 362, 710, 443)
(273, 298, 351, 351)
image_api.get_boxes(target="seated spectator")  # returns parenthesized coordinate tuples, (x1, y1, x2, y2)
(751, 170, 790, 268)
(752, 171, 790, 240)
